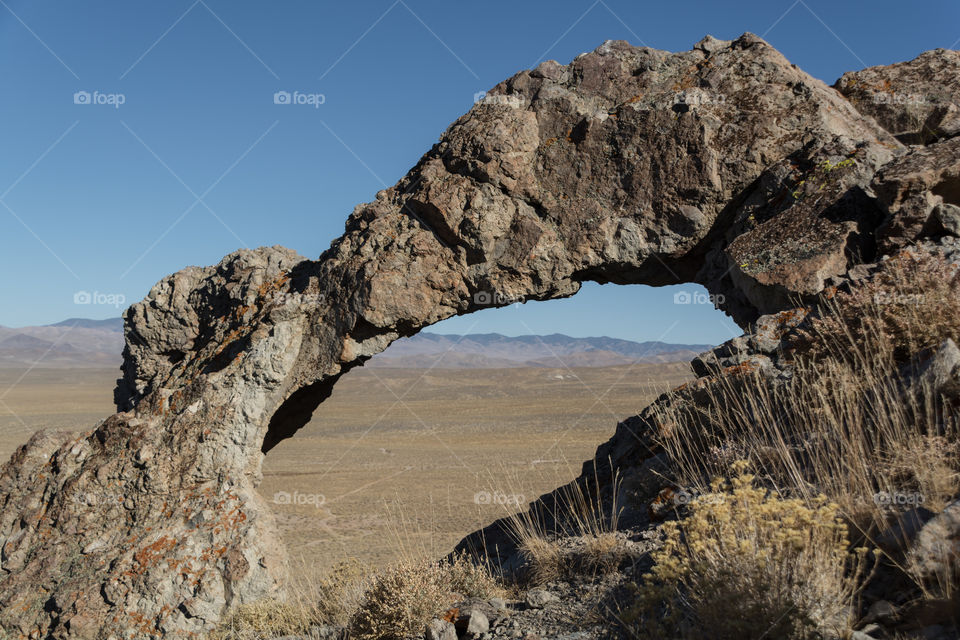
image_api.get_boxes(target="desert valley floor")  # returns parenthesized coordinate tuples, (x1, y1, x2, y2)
(0, 363, 690, 583)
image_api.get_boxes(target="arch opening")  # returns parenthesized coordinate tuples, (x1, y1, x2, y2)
(258, 282, 732, 575)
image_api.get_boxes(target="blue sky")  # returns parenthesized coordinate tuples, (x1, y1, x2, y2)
(0, 1, 956, 344)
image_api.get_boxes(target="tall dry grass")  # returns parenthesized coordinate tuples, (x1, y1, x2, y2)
(657, 253, 959, 532)
(209, 556, 370, 639)
(639, 250, 960, 635)
(499, 462, 627, 584)
(798, 250, 960, 365)
(655, 337, 959, 536)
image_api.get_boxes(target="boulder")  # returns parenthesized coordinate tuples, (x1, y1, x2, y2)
(909, 500, 960, 582)
(835, 49, 960, 144)
(525, 589, 560, 609)
(872, 136, 960, 250)
(425, 618, 458, 640)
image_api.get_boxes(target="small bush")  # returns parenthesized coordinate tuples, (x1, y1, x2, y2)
(627, 466, 862, 639)
(348, 553, 501, 640)
(517, 534, 565, 584)
(209, 554, 499, 640)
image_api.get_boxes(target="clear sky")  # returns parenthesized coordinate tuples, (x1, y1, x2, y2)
(0, 1, 956, 344)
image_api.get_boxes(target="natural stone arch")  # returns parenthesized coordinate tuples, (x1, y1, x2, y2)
(0, 33, 905, 638)
(115, 33, 894, 457)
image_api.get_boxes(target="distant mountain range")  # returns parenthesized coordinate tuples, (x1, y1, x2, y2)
(0, 318, 124, 368)
(368, 333, 712, 368)
(0, 318, 710, 369)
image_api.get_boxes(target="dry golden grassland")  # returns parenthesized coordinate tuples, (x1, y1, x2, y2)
(0, 362, 690, 580)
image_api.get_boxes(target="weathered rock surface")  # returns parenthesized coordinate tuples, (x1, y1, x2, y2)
(835, 49, 960, 144)
(1, 35, 958, 638)
(910, 499, 960, 582)
(872, 135, 960, 250)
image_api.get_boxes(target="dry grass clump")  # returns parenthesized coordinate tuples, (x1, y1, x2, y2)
(515, 530, 627, 585)
(504, 467, 628, 584)
(210, 558, 370, 639)
(625, 465, 862, 639)
(574, 531, 627, 576)
(658, 343, 960, 535)
(209, 599, 319, 640)
(348, 552, 501, 640)
(313, 557, 372, 627)
(211, 553, 500, 640)
(881, 433, 960, 514)
(797, 250, 960, 364)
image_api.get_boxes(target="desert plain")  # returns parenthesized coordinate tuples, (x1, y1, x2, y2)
(0, 362, 690, 582)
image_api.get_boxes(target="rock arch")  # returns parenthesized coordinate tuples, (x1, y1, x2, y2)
(1, 32, 939, 637)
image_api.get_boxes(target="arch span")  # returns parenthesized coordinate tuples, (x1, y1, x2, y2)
(0, 33, 902, 637)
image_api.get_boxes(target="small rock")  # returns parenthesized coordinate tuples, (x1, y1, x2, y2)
(851, 623, 884, 640)
(488, 596, 507, 610)
(308, 625, 339, 639)
(876, 508, 936, 553)
(678, 204, 706, 227)
(694, 34, 728, 54)
(862, 599, 898, 625)
(81, 537, 108, 554)
(524, 589, 559, 609)
(530, 60, 563, 81)
(932, 202, 960, 236)
(458, 609, 489, 636)
(913, 339, 960, 403)
(847, 263, 873, 280)
(425, 618, 457, 640)
(909, 499, 960, 580)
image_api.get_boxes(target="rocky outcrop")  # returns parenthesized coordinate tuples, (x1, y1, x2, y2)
(1, 34, 958, 638)
(872, 136, 960, 250)
(835, 49, 960, 144)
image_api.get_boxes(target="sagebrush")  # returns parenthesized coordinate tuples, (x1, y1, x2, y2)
(625, 466, 862, 639)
